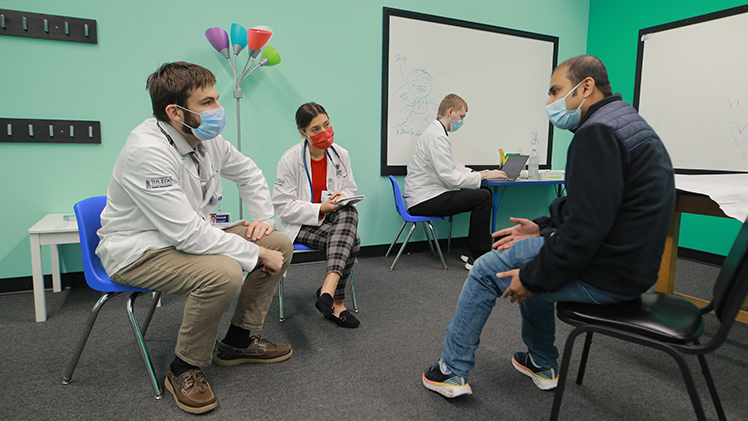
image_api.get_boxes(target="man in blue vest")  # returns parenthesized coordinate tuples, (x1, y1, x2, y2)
(421, 55, 675, 397)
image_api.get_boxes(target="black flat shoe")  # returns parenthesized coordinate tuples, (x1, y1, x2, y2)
(324, 310, 360, 328)
(315, 289, 334, 318)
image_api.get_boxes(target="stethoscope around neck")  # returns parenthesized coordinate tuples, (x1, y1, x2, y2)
(302, 140, 347, 202)
(156, 122, 222, 206)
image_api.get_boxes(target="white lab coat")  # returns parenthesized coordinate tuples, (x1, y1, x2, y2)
(96, 118, 274, 275)
(273, 140, 357, 242)
(403, 119, 480, 209)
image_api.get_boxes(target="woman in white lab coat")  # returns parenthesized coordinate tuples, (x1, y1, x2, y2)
(273, 102, 361, 328)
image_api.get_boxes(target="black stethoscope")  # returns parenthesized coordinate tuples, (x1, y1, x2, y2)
(302, 141, 348, 202)
(157, 122, 221, 208)
(157, 122, 215, 186)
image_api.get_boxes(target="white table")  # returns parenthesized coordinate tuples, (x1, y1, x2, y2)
(28, 214, 80, 322)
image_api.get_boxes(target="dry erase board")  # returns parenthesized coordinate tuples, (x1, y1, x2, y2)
(634, 5, 748, 173)
(381, 8, 558, 176)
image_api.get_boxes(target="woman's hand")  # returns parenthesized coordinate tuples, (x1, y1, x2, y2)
(320, 191, 344, 214)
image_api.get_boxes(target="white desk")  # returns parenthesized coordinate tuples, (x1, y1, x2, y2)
(28, 214, 79, 322)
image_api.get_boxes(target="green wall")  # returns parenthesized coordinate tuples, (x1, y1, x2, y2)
(0, 0, 589, 280)
(587, 0, 745, 255)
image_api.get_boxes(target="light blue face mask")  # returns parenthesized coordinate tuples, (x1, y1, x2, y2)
(546, 81, 585, 130)
(440, 113, 464, 132)
(450, 118, 464, 132)
(176, 105, 227, 141)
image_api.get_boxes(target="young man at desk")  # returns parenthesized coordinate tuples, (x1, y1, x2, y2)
(421, 55, 675, 398)
(404, 94, 506, 270)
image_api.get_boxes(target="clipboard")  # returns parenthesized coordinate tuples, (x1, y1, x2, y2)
(335, 195, 366, 206)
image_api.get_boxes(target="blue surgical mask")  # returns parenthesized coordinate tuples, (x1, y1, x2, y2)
(176, 105, 227, 141)
(546, 81, 585, 130)
(442, 114, 464, 132)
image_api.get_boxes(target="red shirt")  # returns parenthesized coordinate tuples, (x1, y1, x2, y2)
(311, 156, 327, 203)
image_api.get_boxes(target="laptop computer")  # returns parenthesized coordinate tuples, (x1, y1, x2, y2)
(487, 154, 529, 181)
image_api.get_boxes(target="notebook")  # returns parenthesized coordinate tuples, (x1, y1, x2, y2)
(335, 195, 366, 206)
(487, 154, 529, 181)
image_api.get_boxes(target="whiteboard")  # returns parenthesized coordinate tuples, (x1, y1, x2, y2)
(634, 5, 748, 173)
(381, 8, 558, 175)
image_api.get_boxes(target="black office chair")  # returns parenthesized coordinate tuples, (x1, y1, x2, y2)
(550, 217, 748, 421)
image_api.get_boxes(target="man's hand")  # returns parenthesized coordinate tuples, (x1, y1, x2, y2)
(480, 169, 507, 180)
(244, 220, 274, 241)
(498, 269, 535, 304)
(492, 217, 540, 250)
(257, 246, 284, 275)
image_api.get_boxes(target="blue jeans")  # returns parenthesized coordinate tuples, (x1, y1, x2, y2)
(441, 236, 639, 379)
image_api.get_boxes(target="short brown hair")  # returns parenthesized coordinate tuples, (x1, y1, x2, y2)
(438, 93, 468, 116)
(556, 55, 613, 97)
(145, 62, 216, 121)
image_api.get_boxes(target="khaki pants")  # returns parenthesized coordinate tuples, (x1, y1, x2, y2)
(111, 228, 293, 366)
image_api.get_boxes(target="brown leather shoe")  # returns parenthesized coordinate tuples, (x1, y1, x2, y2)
(164, 369, 217, 414)
(213, 335, 293, 366)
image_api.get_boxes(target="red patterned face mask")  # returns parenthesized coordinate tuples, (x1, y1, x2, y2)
(309, 126, 334, 150)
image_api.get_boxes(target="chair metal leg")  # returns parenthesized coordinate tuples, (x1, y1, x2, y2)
(390, 223, 417, 271)
(693, 339, 726, 421)
(426, 221, 448, 270)
(552, 325, 709, 421)
(448, 216, 453, 253)
(664, 348, 707, 420)
(350, 271, 358, 313)
(576, 331, 594, 384)
(550, 327, 586, 421)
(140, 292, 161, 338)
(279, 274, 286, 322)
(422, 222, 436, 256)
(62, 292, 118, 385)
(127, 292, 164, 400)
(385, 221, 408, 257)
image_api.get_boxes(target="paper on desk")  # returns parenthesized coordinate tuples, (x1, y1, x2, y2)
(674, 174, 748, 221)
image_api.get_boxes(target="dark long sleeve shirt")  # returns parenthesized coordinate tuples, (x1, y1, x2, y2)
(519, 94, 675, 296)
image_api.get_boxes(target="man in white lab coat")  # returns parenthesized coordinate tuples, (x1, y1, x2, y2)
(404, 94, 505, 270)
(97, 62, 293, 414)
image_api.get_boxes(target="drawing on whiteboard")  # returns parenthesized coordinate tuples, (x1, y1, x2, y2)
(728, 99, 740, 113)
(530, 131, 547, 161)
(392, 60, 452, 137)
(731, 121, 748, 148)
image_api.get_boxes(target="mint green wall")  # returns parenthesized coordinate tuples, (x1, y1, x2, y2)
(587, 0, 745, 256)
(0, 0, 589, 279)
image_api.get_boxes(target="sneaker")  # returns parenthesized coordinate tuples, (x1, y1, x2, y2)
(461, 248, 488, 271)
(460, 251, 474, 271)
(511, 351, 558, 390)
(164, 368, 217, 414)
(422, 359, 473, 398)
(213, 335, 293, 366)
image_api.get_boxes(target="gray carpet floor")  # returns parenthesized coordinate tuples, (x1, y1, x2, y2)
(0, 251, 746, 420)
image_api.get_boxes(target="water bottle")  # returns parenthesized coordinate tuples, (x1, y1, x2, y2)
(528, 144, 539, 180)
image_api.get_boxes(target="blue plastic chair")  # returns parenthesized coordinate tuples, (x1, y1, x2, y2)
(62, 196, 164, 399)
(386, 176, 448, 271)
(278, 243, 358, 322)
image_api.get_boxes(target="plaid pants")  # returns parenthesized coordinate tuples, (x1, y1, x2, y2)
(295, 206, 360, 300)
